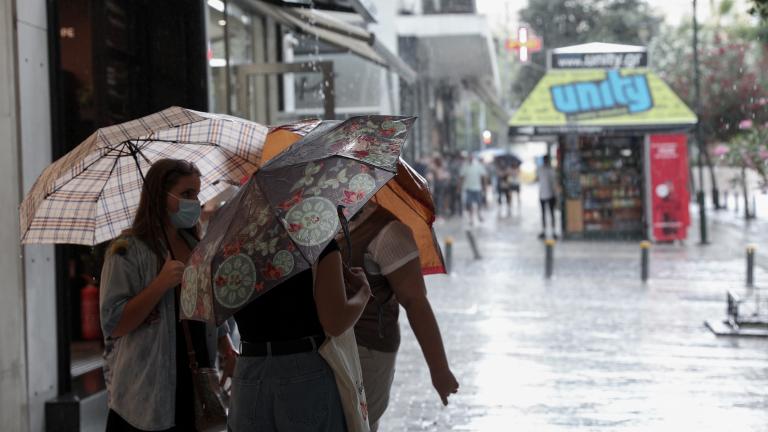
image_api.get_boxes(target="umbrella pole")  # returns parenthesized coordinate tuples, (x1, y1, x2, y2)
(127, 142, 176, 260)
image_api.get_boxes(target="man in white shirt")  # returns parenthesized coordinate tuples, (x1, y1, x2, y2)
(460, 155, 488, 226)
(538, 155, 558, 239)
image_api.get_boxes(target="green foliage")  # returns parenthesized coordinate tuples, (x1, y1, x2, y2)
(721, 125, 768, 189)
(511, 0, 662, 105)
(748, 0, 768, 20)
(719, 0, 734, 17)
(651, 23, 768, 144)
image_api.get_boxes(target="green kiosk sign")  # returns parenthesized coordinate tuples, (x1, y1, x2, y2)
(509, 68, 696, 129)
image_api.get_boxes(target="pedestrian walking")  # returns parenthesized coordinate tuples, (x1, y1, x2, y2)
(431, 156, 450, 217)
(496, 162, 513, 217)
(100, 159, 237, 431)
(448, 153, 465, 217)
(538, 155, 558, 239)
(339, 202, 459, 432)
(460, 154, 488, 226)
(509, 162, 522, 211)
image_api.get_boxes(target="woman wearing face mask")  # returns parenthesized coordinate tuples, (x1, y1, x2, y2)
(100, 159, 237, 431)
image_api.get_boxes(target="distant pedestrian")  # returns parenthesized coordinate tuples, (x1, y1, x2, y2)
(496, 162, 513, 217)
(538, 155, 558, 239)
(431, 156, 450, 217)
(448, 153, 465, 217)
(339, 202, 459, 431)
(509, 163, 521, 212)
(460, 154, 488, 226)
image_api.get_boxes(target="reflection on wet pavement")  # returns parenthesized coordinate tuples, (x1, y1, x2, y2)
(378, 187, 768, 431)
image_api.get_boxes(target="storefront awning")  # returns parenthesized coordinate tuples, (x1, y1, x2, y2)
(509, 68, 697, 133)
(249, 0, 417, 83)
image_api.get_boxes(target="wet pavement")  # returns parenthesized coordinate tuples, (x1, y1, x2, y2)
(378, 186, 768, 432)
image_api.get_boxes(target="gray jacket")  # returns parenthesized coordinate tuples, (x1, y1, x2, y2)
(100, 234, 224, 430)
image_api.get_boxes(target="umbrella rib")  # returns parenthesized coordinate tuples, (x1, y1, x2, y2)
(47, 144, 132, 198)
(91, 144, 128, 203)
(133, 138, 257, 177)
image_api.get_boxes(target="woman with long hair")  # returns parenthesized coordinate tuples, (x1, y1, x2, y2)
(100, 159, 236, 431)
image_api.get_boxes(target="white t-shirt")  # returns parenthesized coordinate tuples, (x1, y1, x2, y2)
(460, 161, 487, 192)
(538, 166, 557, 200)
(364, 221, 420, 276)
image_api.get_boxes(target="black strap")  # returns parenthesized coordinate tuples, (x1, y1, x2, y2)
(240, 335, 325, 357)
(337, 205, 352, 263)
(181, 320, 199, 371)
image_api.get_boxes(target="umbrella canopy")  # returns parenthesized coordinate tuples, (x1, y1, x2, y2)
(180, 115, 415, 324)
(494, 153, 522, 167)
(373, 158, 445, 274)
(262, 120, 445, 275)
(20, 106, 268, 246)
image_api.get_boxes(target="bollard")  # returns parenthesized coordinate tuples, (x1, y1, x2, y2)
(545, 239, 555, 278)
(723, 191, 729, 209)
(640, 241, 651, 282)
(465, 230, 482, 260)
(444, 237, 454, 274)
(734, 192, 739, 213)
(747, 244, 756, 287)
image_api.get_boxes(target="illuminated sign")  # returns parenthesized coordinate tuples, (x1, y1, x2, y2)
(506, 28, 542, 63)
(550, 70, 652, 120)
(509, 69, 697, 128)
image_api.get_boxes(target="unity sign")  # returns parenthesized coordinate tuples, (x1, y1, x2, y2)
(550, 70, 652, 120)
(509, 68, 696, 129)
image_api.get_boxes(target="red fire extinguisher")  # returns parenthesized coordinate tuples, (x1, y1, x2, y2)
(81, 274, 101, 340)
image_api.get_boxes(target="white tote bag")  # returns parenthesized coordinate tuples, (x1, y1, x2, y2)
(313, 265, 371, 432)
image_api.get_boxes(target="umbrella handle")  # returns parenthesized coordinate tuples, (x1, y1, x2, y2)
(336, 205, 352, 264)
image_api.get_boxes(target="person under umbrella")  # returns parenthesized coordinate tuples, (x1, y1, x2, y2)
(100, 159, 237, 431)
(181, 115, 416, 431)
(339, 200, 459, 431)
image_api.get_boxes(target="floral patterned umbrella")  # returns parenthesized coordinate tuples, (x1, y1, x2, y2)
(180, 116, 415, 324)
(260, 120, 446, 275)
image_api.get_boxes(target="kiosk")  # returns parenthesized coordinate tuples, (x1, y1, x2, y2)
(510, 43, 697, 241)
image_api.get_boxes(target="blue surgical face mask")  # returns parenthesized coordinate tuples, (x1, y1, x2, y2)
(168, 193, 201, 228)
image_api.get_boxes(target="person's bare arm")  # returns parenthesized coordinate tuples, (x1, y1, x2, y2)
(314, 250, 371, 337)
(387, 258, 459, 405)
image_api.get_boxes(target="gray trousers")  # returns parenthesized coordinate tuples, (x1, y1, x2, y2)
(228, 352, 347, 432)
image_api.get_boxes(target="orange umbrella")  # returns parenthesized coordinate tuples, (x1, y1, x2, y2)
(257, 122, 445, 275)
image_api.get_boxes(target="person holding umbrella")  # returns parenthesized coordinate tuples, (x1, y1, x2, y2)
(339, 201, 459, 431)
(100, 159, 237, 431)
(227, 232, 372, 431)
(179, 115, 418, 431)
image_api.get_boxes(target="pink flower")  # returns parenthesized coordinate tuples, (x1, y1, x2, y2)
(223, 242, 241, 257)
(712, 144, 730, 157)
(739, 119, 753, 129)
(341, 189, 365, 205)
(759, 149, 768, 161)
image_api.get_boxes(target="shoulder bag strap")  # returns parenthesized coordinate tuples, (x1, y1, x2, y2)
(181, 308, 199, 371)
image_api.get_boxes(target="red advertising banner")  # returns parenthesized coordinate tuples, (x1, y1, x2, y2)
(649, 134, 690, 241)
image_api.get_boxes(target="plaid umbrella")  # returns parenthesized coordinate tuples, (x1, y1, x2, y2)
(20, 106, 268, 245)
(180, 115, 415, 324)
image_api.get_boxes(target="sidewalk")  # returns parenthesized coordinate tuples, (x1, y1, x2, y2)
(706, 194, 768, 270)
(377, 186, 768, 432)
